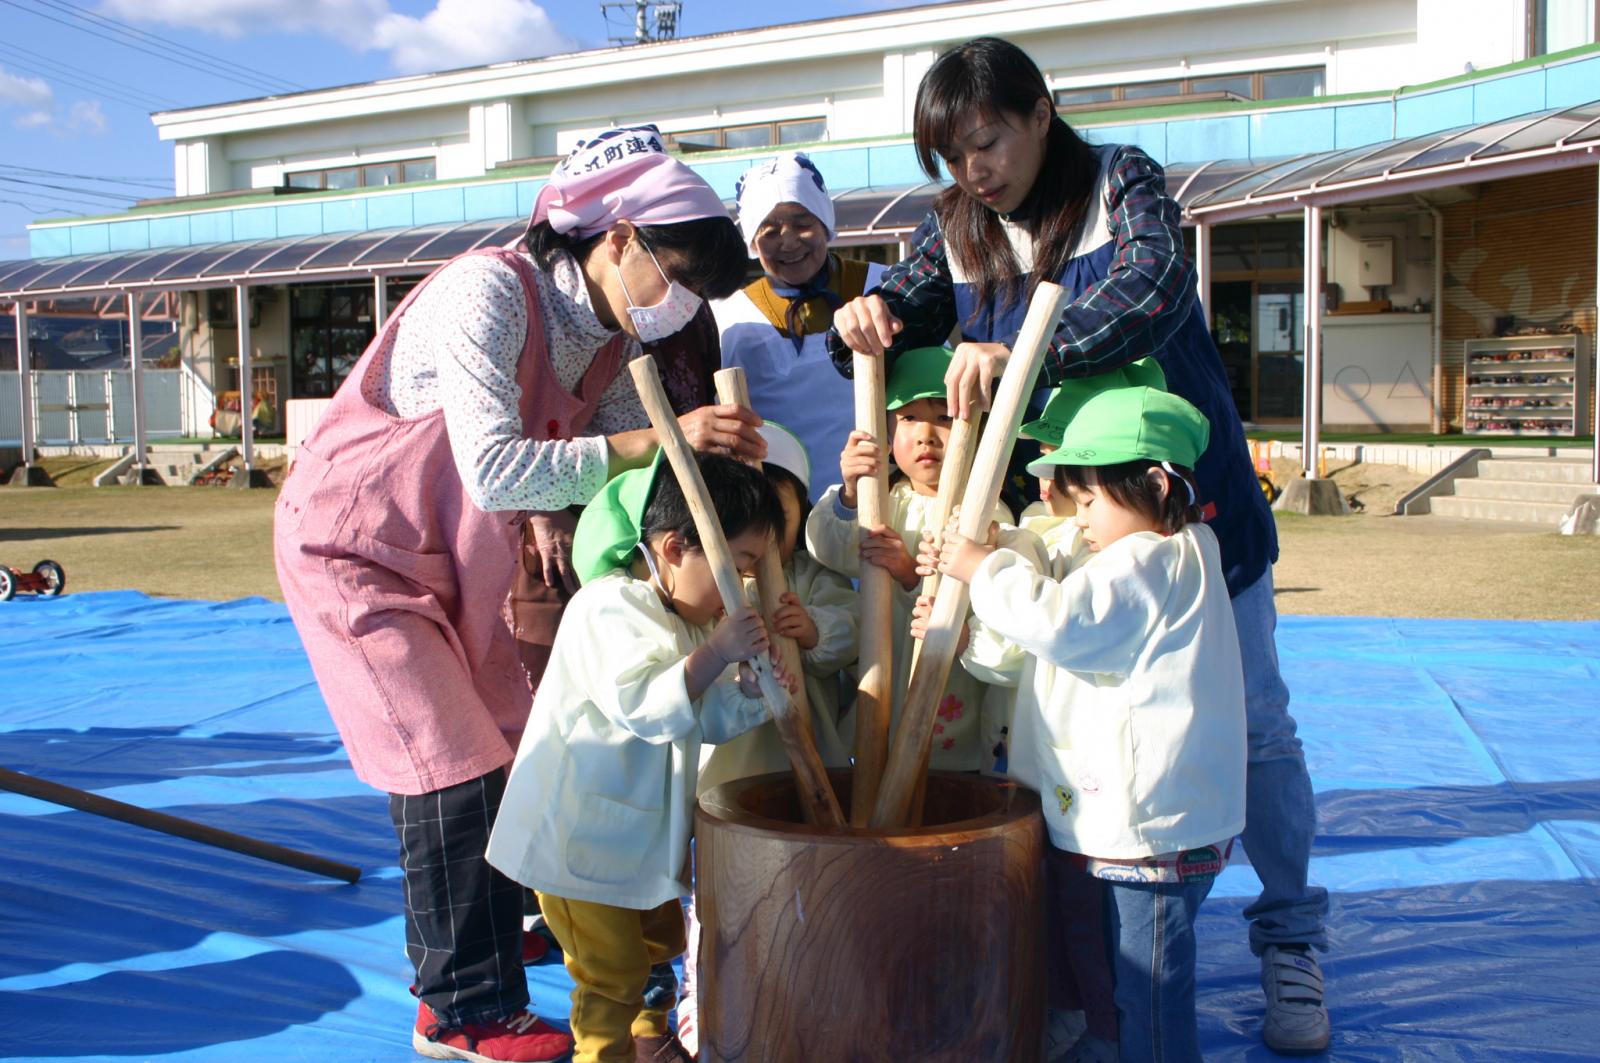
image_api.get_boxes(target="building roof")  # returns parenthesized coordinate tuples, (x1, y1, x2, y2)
(3, 97, 1597, 301)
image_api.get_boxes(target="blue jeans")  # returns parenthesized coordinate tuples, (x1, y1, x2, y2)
(1106, 875, 1214, 1063)
(1232, 569, 1329, 953)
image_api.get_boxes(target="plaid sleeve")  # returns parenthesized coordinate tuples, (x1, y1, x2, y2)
(1034, 146, 1198, 384)
(826, 210, 957, 377)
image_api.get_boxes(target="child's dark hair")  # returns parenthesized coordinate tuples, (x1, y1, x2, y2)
(523, 216, 747, 301)
(641, 452, 785, 551)
(1055, 460, 1202, 534)
(913, 37, 1101, 321)
(763, 463, 812, 554)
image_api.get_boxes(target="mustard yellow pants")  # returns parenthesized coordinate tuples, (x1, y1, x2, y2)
(536, 892, 686, 1063)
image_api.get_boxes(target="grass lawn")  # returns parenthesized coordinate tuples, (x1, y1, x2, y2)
(3, 459, 1598, 619)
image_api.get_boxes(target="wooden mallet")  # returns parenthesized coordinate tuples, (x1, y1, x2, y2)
(630, 356, 845, 829)
(870, 281, 1072, 829)
(712, 366, 841, 822)
(848, 350, 895, 826)
(902, 405, 982, 822)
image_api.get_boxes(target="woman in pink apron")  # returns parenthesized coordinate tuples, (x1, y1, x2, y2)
(274, 126, 761, 1063)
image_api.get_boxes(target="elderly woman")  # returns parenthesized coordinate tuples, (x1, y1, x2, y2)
(711, 152, 885, 501)
(273, 127, 763, 1063)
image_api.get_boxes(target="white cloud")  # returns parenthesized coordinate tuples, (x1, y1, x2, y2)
(65, 99, 108, 135)
(375, 0, 579, 73)
(99, 0, 578, 72)
(0, 66, 54, 128)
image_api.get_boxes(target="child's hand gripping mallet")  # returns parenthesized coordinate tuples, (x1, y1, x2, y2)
(870, 281, 1072, 829)
(631, 356, 845, 830)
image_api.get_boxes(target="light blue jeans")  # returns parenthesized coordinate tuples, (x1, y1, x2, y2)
(1232, 569, 1329, 953)
(1106, 875, 1214, 1063)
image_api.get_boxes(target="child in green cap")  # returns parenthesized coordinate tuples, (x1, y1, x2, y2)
(486, 451, 794, 1063)
(806, 345, 1012, 772)
(917, 385, 1246, 1063)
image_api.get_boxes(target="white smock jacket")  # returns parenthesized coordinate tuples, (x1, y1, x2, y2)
(807, 478, 1012, 772)
(486, 572, 769, 910)
(962, 523, 1247, 859)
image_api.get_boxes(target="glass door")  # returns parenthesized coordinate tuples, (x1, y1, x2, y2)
(1253, 283, 1304, 422)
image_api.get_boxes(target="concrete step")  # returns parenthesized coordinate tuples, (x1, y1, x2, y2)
(1451, 478, 1593, 504)
(1428, 496, 1572, 525)
(1474, 458, 1595, 483)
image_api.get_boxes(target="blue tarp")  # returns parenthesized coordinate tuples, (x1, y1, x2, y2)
(1, 591, 1597, 1060)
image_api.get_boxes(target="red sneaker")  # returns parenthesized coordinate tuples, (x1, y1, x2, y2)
(522, 927, 550, 965)
(413, 1002, 573, 1062)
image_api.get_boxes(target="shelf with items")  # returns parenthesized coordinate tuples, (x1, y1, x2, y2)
(1461, 334, 1591, 436)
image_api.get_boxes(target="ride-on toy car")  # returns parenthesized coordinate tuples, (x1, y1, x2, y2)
(0, 560, 66, 601)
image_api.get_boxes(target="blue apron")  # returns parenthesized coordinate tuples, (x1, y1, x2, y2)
(950, 145, 1276, 597)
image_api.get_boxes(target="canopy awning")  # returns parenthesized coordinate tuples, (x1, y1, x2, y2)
(1183, 99, 1600, 225)
(0, 163, 1234, 303)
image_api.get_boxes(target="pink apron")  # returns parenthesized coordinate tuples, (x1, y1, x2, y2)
(274, 248, 623, 795)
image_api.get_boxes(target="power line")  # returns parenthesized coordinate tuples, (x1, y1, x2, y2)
(0, 41, 181, 110)
(0, 175, 140, 204)
(1, 0, 299, 96)
(0, 164, 170, 191)
(32, 0, 304, 93)
(0, 52, 174, 114)
(0, 197, 81, 215)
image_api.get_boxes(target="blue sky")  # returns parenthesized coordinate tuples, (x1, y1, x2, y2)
(0, 0, 923, 260)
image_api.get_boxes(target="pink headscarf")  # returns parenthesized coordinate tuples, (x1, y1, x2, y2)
(530, 126, 730, 239)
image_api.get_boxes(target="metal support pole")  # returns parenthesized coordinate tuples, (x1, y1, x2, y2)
(373, 274, 388, 331)
(1593, 164, 1599, 485)
(127, 292, 156, 484)
(1303, 205, 1324, 477)
(1195, 222, 1213, 329)
(8, 301, 50, 486)
(233, 283, 261, 487)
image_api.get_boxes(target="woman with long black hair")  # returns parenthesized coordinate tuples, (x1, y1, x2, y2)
(830, 38, 1329, 1060)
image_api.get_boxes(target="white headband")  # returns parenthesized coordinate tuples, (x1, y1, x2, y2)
(734, 152, 835, 256)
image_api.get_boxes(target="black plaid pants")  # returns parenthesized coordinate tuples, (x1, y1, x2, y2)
(389, 768, 529, 1028)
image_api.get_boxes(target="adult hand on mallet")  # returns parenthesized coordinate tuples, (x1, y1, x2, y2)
(678, 403, 767, 463)
(833, 293, 902, 356)
(944, 341, 1013, 421)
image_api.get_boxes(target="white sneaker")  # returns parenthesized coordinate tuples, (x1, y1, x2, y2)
(1260, 945, 1331, 1054)
(673, 991, 698, 1057)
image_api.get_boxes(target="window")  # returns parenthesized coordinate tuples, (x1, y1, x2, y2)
(362, 163, 400, 187)
(723, 124, 774, 149)
(778, 118, 827, 145)
(1528, 0, 1596, 56)
(666, 118, 826, 152)
(1054, 67, 1324, 113)
(284, 156, 437, 190)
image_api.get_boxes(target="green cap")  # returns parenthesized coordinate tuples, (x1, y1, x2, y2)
(1019, 357, 1167, 447)
(885, 346, 952, 410)
(572, 450, 665, 586)
(1027, 386, 1210, 476)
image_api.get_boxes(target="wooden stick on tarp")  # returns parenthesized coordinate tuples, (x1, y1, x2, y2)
(630, 356, 845, 830)
(0, 765, 362, 883)
(712, 367, 841, 825)
(849, 350, 895, 826)
(870, 281, 1072, 830)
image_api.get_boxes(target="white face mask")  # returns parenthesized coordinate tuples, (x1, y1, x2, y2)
(615, 238, 703, 342)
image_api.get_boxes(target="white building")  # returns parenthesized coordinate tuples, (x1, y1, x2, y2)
(3, 0, 1598, 476)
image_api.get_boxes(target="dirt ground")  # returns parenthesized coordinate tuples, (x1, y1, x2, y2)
(3, 456, 1597, 619)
